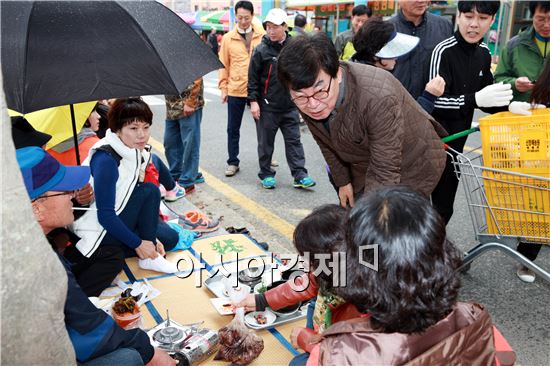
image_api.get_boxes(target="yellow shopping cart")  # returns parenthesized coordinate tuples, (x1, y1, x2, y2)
(445, 108, 550, 282)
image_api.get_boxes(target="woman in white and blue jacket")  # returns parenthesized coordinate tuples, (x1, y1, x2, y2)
(73, 98, 177, 276)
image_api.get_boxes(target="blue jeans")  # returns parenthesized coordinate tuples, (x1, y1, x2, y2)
(227, 96, 247, 166)
(151, 153, 175, 190)
(164, 109, 202, 188)
(157, 219, 178, 251)
(79, 348, 144, 366)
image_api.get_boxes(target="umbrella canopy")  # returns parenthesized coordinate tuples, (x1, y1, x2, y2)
(1, 1, 223, 114)
(191, 21, 229, 32)
(192, 10, 229, 32)
(201, 10, 229, 24)
(8, 102, 97, 149)
(177, 12, 196, 25)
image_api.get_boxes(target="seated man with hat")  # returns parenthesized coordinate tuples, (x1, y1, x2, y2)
(16, 146, 175, 365)
(21, 146, 123, 297)
(11, 115, 96, 215)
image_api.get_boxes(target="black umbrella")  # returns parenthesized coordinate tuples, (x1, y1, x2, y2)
(2, 0, 223, 162)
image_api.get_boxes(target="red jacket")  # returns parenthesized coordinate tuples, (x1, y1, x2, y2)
(264, 272, 362, 352)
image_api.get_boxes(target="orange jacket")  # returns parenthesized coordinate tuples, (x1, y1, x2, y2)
(218, 24, 265, 97)
(48, 136, 99, 166)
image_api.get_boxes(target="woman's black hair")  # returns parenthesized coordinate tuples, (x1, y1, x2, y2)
(108, 97, 153, 132)
(277, 33, 339, 91)
(352, 17, 394, 65)
(530, 59, 550, 107)
(457, 1, 500, 16)
(335, 186, 462, 334)
(83, 103, 99, 128)
(293, 204, 347, 291)
(235, 0, 254, 15)
(530, 1, 550, 16)
(95, 103, 110, 138)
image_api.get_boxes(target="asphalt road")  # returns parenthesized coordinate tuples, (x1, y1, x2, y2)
(146, 71, 549, 365)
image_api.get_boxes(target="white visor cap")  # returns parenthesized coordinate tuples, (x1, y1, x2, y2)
(375, 31, 420, 59)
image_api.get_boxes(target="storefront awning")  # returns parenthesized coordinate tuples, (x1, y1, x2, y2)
(286, 0, 353, 7)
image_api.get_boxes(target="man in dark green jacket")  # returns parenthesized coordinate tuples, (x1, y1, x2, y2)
(495, 1, 550, 101)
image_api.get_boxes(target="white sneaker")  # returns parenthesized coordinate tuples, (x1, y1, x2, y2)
(516, 266, 535, 283)
(138, 256, 178, 274)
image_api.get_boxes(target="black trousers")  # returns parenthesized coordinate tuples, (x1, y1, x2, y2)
(64, 245, 125, 297)
(517, 242, 542, 262)
(255, 109, 308, 181)
(431, 137, 467, 224)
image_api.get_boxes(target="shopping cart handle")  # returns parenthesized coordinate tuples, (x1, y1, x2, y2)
(441, 127, 480, 143)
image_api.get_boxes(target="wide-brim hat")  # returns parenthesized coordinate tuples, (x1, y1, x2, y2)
(16, 146, 90, 200)
(376, 31, 420, 59)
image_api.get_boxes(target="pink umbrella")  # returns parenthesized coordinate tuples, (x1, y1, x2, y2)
(177, 12, 196, 25)
(220, 11, 230, 24)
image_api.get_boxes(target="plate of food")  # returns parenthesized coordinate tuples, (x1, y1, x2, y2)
(244, 310, 276, 328)
(210, 298, 236, 315)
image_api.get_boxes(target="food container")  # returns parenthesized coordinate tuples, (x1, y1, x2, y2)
(112, 306, 142, 329)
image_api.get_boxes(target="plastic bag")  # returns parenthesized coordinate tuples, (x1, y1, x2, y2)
(214, 307, 264, 365)
(167, 222, 198, 251)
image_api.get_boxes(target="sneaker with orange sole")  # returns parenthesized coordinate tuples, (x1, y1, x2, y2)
(179, 211, 220, 233)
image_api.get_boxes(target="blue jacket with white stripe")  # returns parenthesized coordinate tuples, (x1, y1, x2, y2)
(59, 254, 154, 363)
(429, 31, 505, 150)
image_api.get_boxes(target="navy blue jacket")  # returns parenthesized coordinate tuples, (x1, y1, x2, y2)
(58, 254, 154, 363)
(389, 10, 453, 99)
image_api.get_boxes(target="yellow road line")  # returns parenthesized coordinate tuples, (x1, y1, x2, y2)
(148, 136, 296, 240)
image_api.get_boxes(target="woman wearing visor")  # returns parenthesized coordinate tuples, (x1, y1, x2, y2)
(351, 17, 446, 114)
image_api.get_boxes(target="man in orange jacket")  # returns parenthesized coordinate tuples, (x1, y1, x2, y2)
(218, 0, 265, 177)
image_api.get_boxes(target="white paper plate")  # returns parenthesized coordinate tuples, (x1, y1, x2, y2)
(210, 298, 236, 315)
(244, 310, 276, 328)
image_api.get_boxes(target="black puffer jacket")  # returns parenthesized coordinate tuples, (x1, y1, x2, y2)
(247, 33, 296, 112)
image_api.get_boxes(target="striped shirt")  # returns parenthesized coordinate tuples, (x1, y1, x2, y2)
(429, 31, 498, 143)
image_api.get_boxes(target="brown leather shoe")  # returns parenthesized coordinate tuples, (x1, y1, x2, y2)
(224, 165, 239, 176)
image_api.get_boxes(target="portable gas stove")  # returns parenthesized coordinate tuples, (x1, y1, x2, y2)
(147, 311, 219, 365)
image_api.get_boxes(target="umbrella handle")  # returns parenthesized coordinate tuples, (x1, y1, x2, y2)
(70, 104, 81, 165)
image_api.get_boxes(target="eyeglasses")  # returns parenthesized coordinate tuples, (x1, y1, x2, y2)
(291, 77, 333, 106)
(534, 16, 550, 26)
(33, 191, 75, 202)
